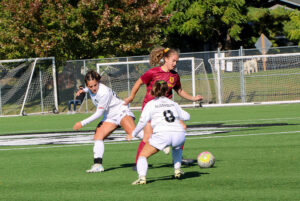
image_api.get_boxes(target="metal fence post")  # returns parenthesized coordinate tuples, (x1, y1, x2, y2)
(84, 60, 88, 113)
(239, 46, 246, 103)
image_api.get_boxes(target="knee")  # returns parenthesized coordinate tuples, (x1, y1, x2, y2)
(94, 134, 104, 141)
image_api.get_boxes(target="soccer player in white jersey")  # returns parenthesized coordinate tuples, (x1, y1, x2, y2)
(73, 70, 135, 173)
(127, 80, 190, 185)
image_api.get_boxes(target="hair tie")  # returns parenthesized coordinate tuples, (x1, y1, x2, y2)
(164, 48, 170, 53)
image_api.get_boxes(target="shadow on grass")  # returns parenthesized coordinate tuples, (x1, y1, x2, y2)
(104, 163, 153, 172)
(146, 171, 209, 184)
(152, 160, 198, 169)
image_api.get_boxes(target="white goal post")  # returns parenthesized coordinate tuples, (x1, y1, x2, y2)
(0, 57, 58, 116)
(96, 57, 212, 109)
(208, 52, 300, 106)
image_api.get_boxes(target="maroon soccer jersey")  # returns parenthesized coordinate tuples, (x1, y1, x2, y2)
(140, 66, 181, 110)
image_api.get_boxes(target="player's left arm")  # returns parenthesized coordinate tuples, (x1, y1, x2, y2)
(176, 87, 203, 102)
(175, 102, 190, 121)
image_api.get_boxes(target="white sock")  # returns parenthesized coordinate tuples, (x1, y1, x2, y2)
(172, 147, 182, 169)
(93, 140, 104, 159)
(137, 156, 147, 177)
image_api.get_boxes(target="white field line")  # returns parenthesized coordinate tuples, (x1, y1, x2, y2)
(188, 116, 300, 125)
(0, 130, 299, 151)
(2, 116, 298, 135)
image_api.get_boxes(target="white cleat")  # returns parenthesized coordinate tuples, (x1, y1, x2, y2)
(132, 176, 146, 185)
(86, 164, 104, 173)
(174, 168, 184, 179)
(162, 146, 171, 155)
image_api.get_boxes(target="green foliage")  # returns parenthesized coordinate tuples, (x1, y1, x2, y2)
(164, 0, 246, 50)
(0, 0, 299, 58)
(284, 11, 300, 45)
(245, 6, 292, 47)
(0, 0, 168, 60)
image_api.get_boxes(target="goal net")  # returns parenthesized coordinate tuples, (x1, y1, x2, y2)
(96, 57, 212, 109)
(208, 52, 300, 105)
(0, 57, 58, 116)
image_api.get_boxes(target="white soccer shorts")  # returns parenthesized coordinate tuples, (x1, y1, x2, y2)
(102, 104, 134, 126)
(149, 131, 185, 150)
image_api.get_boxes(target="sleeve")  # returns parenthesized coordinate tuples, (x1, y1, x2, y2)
(175, 102, 190, 121)
(80, 88, 111, 126)
(140, 69, 153, 85)
(97, 88, 113, 110)
(81, 107, 104, 126)
(83, 87, 89, 93)
(132, 103, 152, 137)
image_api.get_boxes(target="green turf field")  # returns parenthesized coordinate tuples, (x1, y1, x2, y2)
(0, 104, 300, 201)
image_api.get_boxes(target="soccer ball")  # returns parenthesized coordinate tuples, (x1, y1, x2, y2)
(197, 151, 215, 168)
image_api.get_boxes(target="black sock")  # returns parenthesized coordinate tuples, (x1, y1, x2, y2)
(94, 158, 102, 164)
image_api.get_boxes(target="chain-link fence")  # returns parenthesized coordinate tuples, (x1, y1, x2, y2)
(57, 46, 300, 113)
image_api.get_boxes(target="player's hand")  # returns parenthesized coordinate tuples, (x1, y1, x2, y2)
(73, 122, 83, 131)
(126, 134, 133, 141)
(76, 89, 84, 97)
(193, 95, 203, 102)
(123, 96, 133, 105)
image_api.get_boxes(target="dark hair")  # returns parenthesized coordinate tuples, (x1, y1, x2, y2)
(84, 70, 101, 85)
(149, 47, 178, 67)
(151, 80, 168, 97)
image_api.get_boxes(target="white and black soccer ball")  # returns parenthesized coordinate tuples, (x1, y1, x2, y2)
(197, 151, 215, 168)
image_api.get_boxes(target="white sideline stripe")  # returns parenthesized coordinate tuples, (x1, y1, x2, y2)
(186, 130, 300, 140)
(0, 130, 299, 151)
(189, 116, 300, 124)
(2, 116, 298, 135)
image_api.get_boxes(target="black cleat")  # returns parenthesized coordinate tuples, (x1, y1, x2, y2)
(181, 158, 195, 166)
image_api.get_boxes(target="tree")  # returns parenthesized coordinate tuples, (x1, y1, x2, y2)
(162, 0, 299, 51)
(284, 10, 300, 45)
(243, 6, 293, 48)
(163, 0, 246, 51)
(0, 0, 168, 60)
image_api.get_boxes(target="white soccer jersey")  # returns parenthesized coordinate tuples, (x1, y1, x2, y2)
(132, 97, 190, 137)
(81, 83, 131, 126)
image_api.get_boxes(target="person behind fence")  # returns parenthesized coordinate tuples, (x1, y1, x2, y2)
(68, 85, 85, 114)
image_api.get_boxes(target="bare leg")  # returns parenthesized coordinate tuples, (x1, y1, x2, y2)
(136, 142, 159, 178)
(135, 122, 153, 164)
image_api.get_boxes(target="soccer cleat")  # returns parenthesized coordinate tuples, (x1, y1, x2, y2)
(174, 168, 184, 179)
(132, 176, 146, 185)
(86, 164, 104, 173)
(181, 158, 195, 165)
(162, 146, 171, 155)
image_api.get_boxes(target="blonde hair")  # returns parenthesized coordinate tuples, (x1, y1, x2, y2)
(149, 47, 178, 67)
(151, 80, 168, 97)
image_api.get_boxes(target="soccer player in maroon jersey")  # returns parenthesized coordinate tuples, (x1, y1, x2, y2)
(124, 47, 203, 168)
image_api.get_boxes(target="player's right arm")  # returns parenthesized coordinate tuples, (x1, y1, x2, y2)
(131, 103, 152, 137)
(123, 78, 144, 105)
